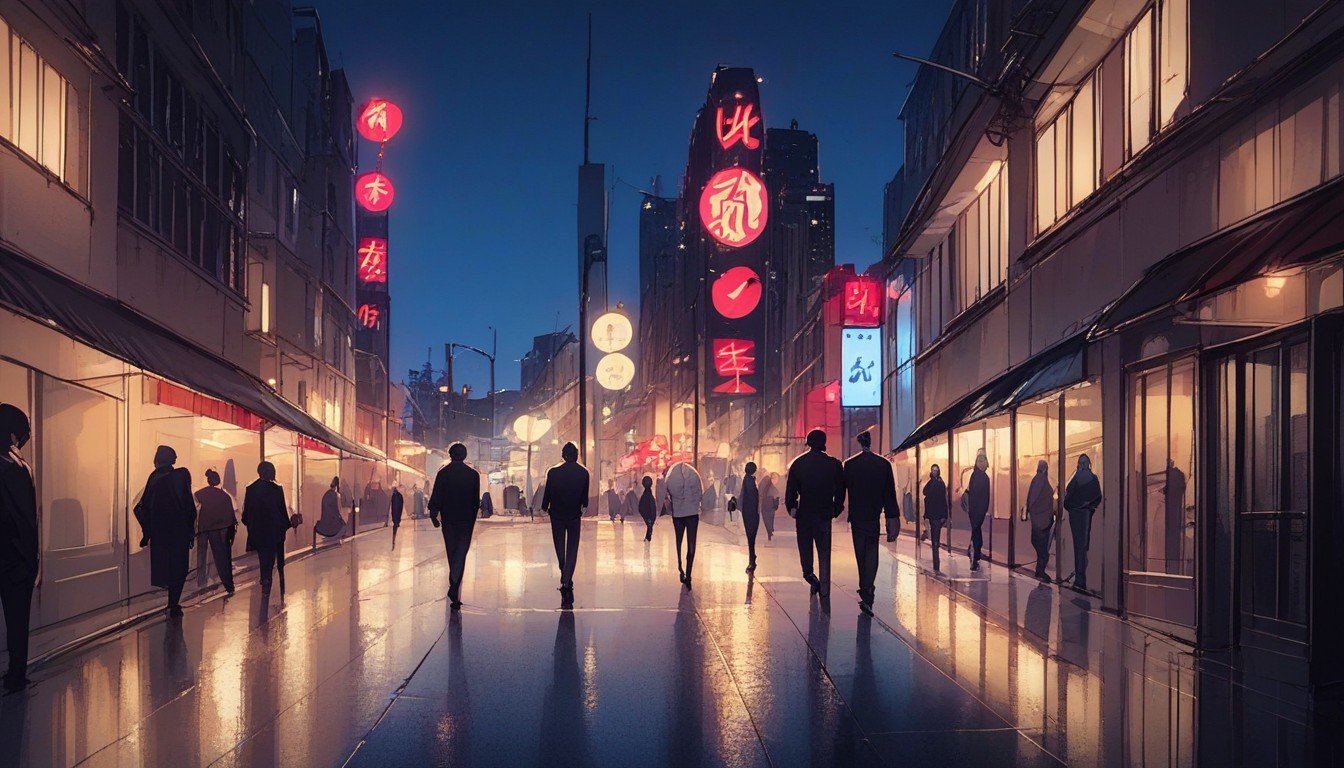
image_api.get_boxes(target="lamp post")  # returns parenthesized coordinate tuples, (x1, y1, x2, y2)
(447, 338, 497, 450)
(513, 413, 551, 511)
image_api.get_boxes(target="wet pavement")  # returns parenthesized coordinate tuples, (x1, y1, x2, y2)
(0, 516, 1329, 766)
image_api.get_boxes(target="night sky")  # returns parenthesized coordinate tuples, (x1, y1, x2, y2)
(317, 0, 953, 393)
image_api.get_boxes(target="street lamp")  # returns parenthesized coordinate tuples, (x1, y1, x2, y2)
(513, 413, 552, 509)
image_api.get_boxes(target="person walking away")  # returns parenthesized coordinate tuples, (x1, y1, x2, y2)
(479, 490, 494, 519)
(542, 443, 589, 602)
(0, 405, 38, 692)
(194, 469, 236, 594)
(531, 482, 546, 522)
(242, 461, 292, 599)
(661, 460, 703, 589)
(135, 445, 195, 616)
(315, 477, 346, 538)
(759, 472, 779, 540)
(638, 475, 657, 541)
(922, 465, 949, 573)
(1025, 460, 1055, 581)
(429, 443, 481, 609)
(1063, 454, 1102, 592)
(739, 462, 761, 573)
(623, 484, 638, 527)
(785, 430, 846, 598)
(843, 432, 899, 613)
(963, 451, 991, 571)
(604, 481, 621, 522)
(414, 481, 427, 520)
(391, 484, 405, 531)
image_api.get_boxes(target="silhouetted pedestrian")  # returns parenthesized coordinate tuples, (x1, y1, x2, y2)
(843, 431, 898, 613)
(760, 472, 780, 540)
(962, 451, 990, 571)
(542, 443, 589, 603)
(604, 481, 621, 522)
(638, 475, 656, 541)
(785, 429, 846, 598)
(479, 490, 494, 519)
(662, 461, 702, 589)
(429, 443, 481, 609)
(1025, 460, 1054, 581)
(414, 482, 427, 519)
(315, 477, 346, 538)
(0, 404, 38, 692)
(702, 478, 719, 523)
(242, 461, 292, 599)
(923, 465, 949, 572)
(623, 485, 638, 529)
(135, 445, 195, 616)
(194, 469, 236, 594)
(1063, 454, 1102, 592)
(391, 485, 405, 529)
(740, 462, 761, 573)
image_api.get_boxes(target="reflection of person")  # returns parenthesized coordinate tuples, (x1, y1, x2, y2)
(542, 443, 589, 602)
(391, 485, 405, 529)
(1063, 454, 1102, 591)
(1025, 460, 1055, 581)
(963, 451, 990, 571)
(623, 485, 638, 528)
(316, 477, 346, 537)
(135, 445, 196, 616)
(604, 481, 621, 522)
(739, 462, 761, 573)
(760, 472, 779, 540)
(429, 443, 480, 610)
(785, 430, 846, 598)
(662, 461, 703, 588)
(922, 465, 949, 573)
(1162, 460, 1187, 568)
(242, 461, 292, 599)
(0, 404, 38, 692)
(638, 476, 657, 541)
(843, 432, 898, 613)
(194, 469, 236, 594)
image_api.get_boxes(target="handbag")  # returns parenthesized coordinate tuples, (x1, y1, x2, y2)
(289, 512, 303, 529)
(727, 496, 738, 513)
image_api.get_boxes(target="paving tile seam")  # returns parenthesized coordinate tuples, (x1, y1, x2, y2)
(685, 589, 778, 768)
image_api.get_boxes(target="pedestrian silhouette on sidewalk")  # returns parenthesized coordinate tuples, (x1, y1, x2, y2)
(662, 461, 703, 589)
(962, 450, 990, 571)
(194, 468, 236, 594)
(135, 445, 195, 617)
(922, 465, 949, 572)
(315, 477, 346, 538)
(785, 429, 846, 598)
(542, 442, 589, 604)
(638, 475, 656, 541)
(242, 461, 292, 599)
(760, 472, 780, 540)
(429, 443, 480, 609)
(391, 484, 405, 531)
(604, 481, 621, 522)
(843, 431, 898, 613)
(739, 462, 761, 573)
(1025, 459, 1055, 581)
(1063, 454, 1102, 592)
(0, 404, 38, 693)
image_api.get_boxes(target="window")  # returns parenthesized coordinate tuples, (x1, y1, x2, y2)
(1036, 74, 1098, 233)
(1127, 359, 1196, 587)
(1158, 0, 1189, 128)
(917, 234, 950, 349)
(1125, 9, 1155, 157)
(952, 161, 1008, 314)
(0, 17, 70, 180)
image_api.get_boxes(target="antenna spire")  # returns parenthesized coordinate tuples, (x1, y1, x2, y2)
(583, 13, 592, 164)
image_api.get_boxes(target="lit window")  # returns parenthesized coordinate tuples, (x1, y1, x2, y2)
(1125, 9, 1155, 157)
(0, 18, 70, 180)
(1035, 71, 1099, 233)
(952, 162, 1008, 316)
(1158, 0, 1189, 129)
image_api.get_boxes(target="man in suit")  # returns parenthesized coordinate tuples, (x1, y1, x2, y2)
(843, 431, 899, 613)
(429, 443, 481, 609)
(542, 442, 589, 603)
(785, 429, 846, 598)
(0, 404, 38, 692)
(242, 461, 292, 599)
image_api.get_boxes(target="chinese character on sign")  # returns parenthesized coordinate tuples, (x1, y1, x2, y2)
(699, 168, 769, 248)
(357, 303, 382, 330)
(357, 98, 403, 143)
(840, 329, 882, 407)
(356, 172, 395, 212)
(357, 238, 388, 284)
(712, 339, 757, 394)
(843, 278, 882, 326)
(715, 103, 761, 150)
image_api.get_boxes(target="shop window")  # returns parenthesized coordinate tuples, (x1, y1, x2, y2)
(1127, 359, 1196, 579)
(0, 18, 70, 181)
(1015, 397, 1060, 569)
(1062, 382, 1104, 591)
(41, 377, 118, 550)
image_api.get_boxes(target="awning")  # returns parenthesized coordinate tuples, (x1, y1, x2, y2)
(0, 250, 377, 459)
(896, 332, 1087, 452)
(1092, 175, 1344, 336)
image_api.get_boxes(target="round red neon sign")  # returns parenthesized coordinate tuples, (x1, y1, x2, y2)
(357, 98, 404, 143)
(711, 266, 762, 319)
(699, 167, 768, 248)
(356, 172, 395, 212)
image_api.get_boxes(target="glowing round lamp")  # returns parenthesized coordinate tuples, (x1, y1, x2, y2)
(357, 98, 404, 143)
(356, 172, 395, 212)
(513, 414, 552, 443)
(595, 352, 635, 391)
(592, 311, 633, 353)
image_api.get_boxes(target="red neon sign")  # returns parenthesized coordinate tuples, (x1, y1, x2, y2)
(357, 98, 404, 143)
(357, 237, 388, 284)
(711, 339, 757, 394)
(716, 103, 761, 150)
(711, 266, 762, 319)
(356, 172, 395, 212)
(357, 303, 382, 329)
(699, 168, 768, 248)
(842, 278, 883, 327)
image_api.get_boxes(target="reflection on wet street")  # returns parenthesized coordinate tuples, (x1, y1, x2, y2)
(0, 519, 1331, 766)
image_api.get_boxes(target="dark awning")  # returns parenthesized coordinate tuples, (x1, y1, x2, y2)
(896, 332, 1087, 452)
(0, 250, 377, 459)
(1092, 175, 1344, 336)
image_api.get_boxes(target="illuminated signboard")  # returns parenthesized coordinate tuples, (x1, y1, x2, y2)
(841, 328, 882, 407)
(356, 172, 395, 212)
(711, 266, 762, 319)
(699, 167, 768, 248)
(842, 277, 883, 327)
(356, 302, 383, 330)
(596, 352, 635, 390)
(716, 103, 761, 150)
(591, 311, 633, 353)
(357, 237, 388, 284)
(711, 338, 756, 394)
(357, 98, 404, 143)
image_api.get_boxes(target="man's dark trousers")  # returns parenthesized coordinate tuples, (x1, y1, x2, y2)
(852, 520, 879, 604)
(551, 517, 581, 587)
(0, 577, 34, 681)
(795, 513, 832, 592)
(442, 518, 476, 601)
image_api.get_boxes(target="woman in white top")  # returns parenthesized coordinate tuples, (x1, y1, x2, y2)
(660, 461, 703, 589)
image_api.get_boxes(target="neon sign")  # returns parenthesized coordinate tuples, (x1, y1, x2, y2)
(699, 168, 768, 247)
(711, 339, 757, 394)
(356, 172, 395, 212)
(357, 98, 404, 143)
(711, 266, 762, 319)
(356, 303, 382, 329)
(357, 237, 388, 284)
(842, 277, 882, 327)
(716, 103, 760, 150)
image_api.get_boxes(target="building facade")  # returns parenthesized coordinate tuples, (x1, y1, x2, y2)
(884, 0, 1344, 725)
